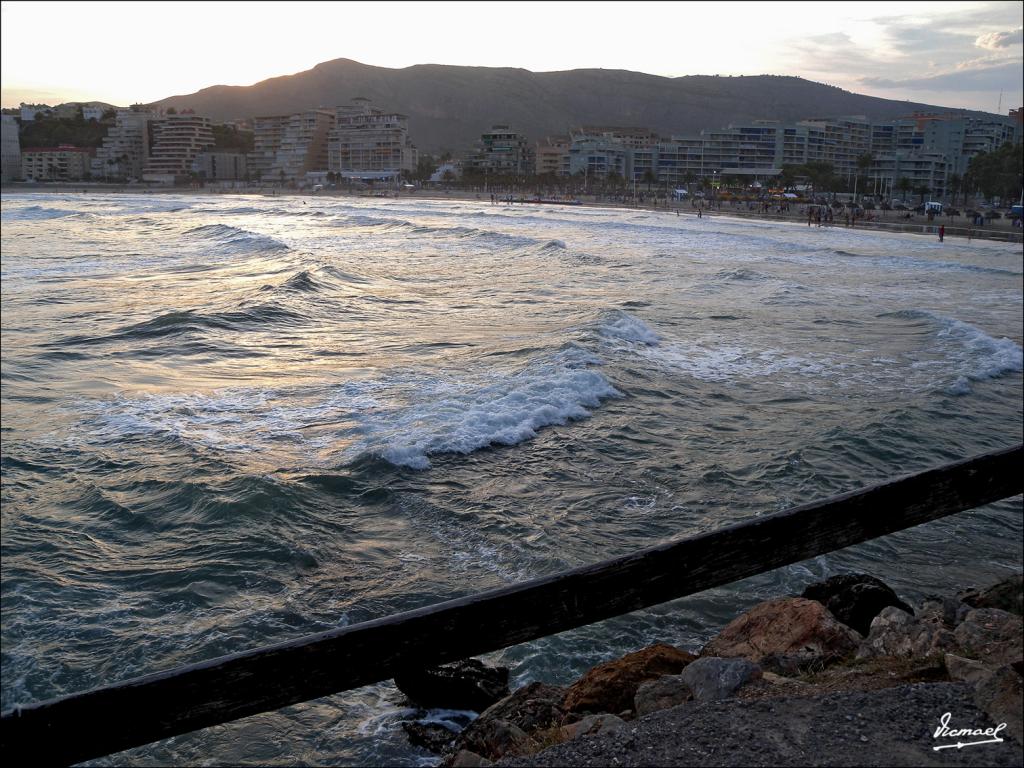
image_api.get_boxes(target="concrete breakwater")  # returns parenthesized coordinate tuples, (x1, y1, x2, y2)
(392, 573, 1023, 767)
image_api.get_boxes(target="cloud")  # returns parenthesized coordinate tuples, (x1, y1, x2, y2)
(975, 26, 1024, 50)
(860, 59, 1024, 93)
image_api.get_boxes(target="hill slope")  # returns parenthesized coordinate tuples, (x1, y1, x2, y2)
(157, 59, 991, 153)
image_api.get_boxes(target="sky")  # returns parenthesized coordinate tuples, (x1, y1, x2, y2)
(2, 0, 1022, 114)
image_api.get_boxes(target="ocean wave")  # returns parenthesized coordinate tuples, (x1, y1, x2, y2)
(183, 224, 289, 253)
(75, 348, 620, 470)
(883, 310, 1023, 395)
(1, 205, 89, 221)
(596, 311, 661, 346)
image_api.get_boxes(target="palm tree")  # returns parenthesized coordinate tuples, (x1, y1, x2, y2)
(641, 169, 657, 193)
(855, 153, 873, 202)
(915, 184, 931, 205)
(947, 173, 962, 206)
(895, 177, 913, 203)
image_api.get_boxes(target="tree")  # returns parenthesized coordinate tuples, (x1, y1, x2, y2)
(855, 153, 873, 201)
(915, 184, 931, 204)
(641, 168, 657, 192)
(895, 177, 913, 202)
(947, 173, 962, 206)
(166, 107, 177, 115)
(966, 141, 1023, 203)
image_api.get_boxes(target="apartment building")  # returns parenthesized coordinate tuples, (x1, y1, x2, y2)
(91, 109, 154, 181)
(253, 110, 333, 184)
(143, 113, 215, 183)
(250, 114, 289, 181)
(21, 145, 93, 181)
(327, 98, 416, 181)
(535, 136, 570, 177)
(194, 151, 247, 181)
(465, 125, 532, 176)
(567, 137, 632, 180)
(2, 115, 21, 181)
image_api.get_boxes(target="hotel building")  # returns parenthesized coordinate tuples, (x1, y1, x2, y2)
(91, 109, 154, 181)
(143, 113, 215, 184)
(328, 98, 417, 181)
(21, 145, 93, 181)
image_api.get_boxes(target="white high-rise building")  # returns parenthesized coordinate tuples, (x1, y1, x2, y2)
(143, 113, 214, 183)
(91, 110, 154, 181)
(328, 98, 417, 181)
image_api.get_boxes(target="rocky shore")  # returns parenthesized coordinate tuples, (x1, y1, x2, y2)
(390, 572, 1023, 767)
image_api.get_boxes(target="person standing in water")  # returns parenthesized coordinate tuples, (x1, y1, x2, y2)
(939, 225, 945, 242)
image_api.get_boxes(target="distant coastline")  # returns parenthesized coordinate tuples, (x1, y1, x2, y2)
(4, 182, 1021, 245)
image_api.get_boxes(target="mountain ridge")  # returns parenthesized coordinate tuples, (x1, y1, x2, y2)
(156, 58, 1000, 153)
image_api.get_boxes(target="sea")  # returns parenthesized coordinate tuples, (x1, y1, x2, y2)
(1, 191, 1022, 765)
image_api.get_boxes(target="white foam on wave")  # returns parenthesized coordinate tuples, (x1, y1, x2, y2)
(904, 311, 1023, 395)
(598, 311, 660, 346)
(637, 340, 828, 383)
(76, 347, 620, 470)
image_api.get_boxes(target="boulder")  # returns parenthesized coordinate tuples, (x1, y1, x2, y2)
(961, 573, 1023, 617)
(801, 573, 914, 637)
(919, 595, 971, 629)
(944, 654, 991, 685)
(953, 608, 1024, 667)
(562, 643, 697, 716)
(702, 597, 859, 673)
(402, 721, 458, 754)
(394, 658, 509, 712)
(448, 750, 493, 768)
(453, 719, 536, 761)
(679, 656, 762, 701)
(453, 682, 564, 760)
(559, 713, 629, 741)
(633, 674, 693, 717)
(973, 664, 1023, 746)
(857, 606, 959, 661)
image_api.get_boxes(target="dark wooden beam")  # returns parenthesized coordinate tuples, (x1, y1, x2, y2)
(2, 444, 1021, 765)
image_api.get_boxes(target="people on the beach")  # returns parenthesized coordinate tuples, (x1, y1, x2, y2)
(939, 225, 945, 242)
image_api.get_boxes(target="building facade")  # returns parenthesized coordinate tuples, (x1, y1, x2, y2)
(2, 115, 21, 181)
(143, 113, 215, 183)
(328, 98, 417, 180)
(535, 136, 570, 177)
(91, 109, 154, 181)
(252, 110, 334, 184)
(465, 125, 533, 176)
(21, 145, 93, 181)
(194, 151, 247, 181)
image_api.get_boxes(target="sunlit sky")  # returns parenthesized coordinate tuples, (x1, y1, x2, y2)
(2, 1, 1022, 113)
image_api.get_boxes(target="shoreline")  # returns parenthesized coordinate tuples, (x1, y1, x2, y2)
(3, 183, 1022, 244)
(393, 572, 1024, 767)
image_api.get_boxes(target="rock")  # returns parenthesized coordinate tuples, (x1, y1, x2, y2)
(475, 682, 566, 733)
(702, 597, 859, 673)
(973, 663, 1023, 746)
(559, 713, 629, 741)
(634, 674, 693, 716)
(454, 718, 536, 761)
(402, 721, 458, 754)
(919, 595, 971, 629)
(562, 643, 697, 716)
(944, 654, 991, 685)
(801, 574, 914, 637)
(448, 749, 493, 767)
(953, 608, 1024, 666)
(394, 658, 509, 712)
(857, 606, 959, 661)
(452, 682, 565, 760)
(679, 656, 762, 701)
(961, 573, 1023, 617)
